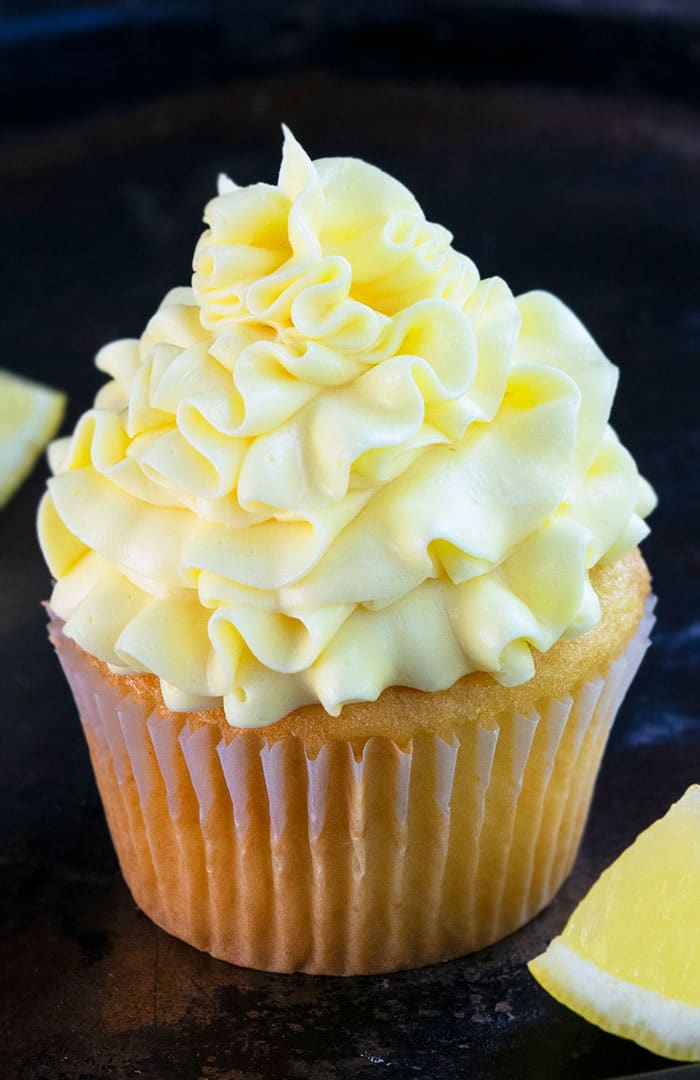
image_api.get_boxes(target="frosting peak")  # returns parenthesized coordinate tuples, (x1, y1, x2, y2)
(194, 127, 478, 343)
(39, 128, 655, 726)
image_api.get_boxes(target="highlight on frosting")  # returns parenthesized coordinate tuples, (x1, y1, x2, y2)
(38, 127, 656, 726)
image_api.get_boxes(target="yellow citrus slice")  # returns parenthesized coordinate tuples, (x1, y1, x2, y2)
(529, 785, 700, 1062)
(0, 369, 66, 508)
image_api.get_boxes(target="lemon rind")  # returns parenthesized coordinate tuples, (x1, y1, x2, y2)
(529, 939, 700, 1062)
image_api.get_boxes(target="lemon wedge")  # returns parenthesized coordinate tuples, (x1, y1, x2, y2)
(529, 785, 700, 1061)
(0, 369, 66, 508)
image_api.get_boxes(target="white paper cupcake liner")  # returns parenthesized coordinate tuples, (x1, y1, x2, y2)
(50, 597, 655, 974)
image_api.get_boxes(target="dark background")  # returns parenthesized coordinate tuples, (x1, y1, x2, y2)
(4, 0, 700, 132)
(2, 3, 700, 1079)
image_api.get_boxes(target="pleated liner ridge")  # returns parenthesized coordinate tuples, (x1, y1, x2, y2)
(50, 599, 655, 975)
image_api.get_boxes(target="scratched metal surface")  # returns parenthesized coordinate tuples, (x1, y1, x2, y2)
(1, 74, 699, 1079)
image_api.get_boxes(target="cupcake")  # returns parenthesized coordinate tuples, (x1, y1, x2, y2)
(38, 128, 656, 974)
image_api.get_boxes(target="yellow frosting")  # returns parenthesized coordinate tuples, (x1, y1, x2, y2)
(38, 128, 656, 727)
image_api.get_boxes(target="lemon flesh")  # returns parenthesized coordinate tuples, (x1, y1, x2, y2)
(529, 785, 700, 1061)
(0, 369, 66, 508)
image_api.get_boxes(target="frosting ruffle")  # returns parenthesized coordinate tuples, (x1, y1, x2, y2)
(39, 128, 656, 726)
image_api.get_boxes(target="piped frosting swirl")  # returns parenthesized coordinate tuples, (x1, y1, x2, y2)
(38, 128, 656, 726)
